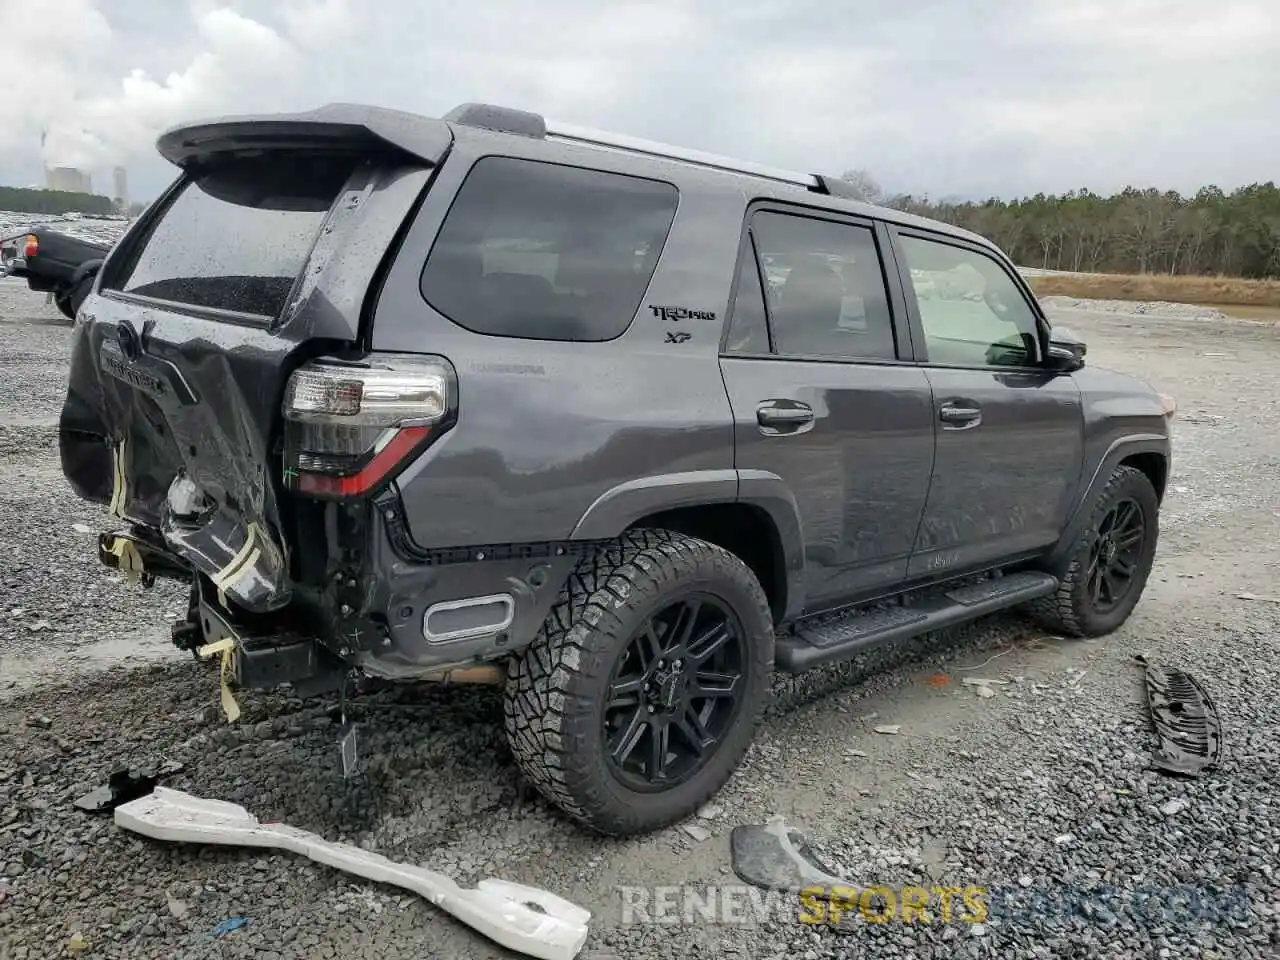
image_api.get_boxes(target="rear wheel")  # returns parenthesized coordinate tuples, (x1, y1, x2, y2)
(1032, 464, 1159, 636)
(54, 291, 76, 322)
(54, 275, 93, 322)
(504, 529, 774, 835)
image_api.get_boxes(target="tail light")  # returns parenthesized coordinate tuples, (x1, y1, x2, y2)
(23, 234, 37, 259)
(281, 355, 454, 498)
(1158, 393, 1177, 419)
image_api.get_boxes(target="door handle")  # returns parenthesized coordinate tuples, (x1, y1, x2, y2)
(939, 401, 982, 429)
(757, 401, 815, 436)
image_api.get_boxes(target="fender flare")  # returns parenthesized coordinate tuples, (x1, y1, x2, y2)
(70, 259, 104, 291)
(569, 468, 808, 622)
(1046, 434, 1170, 570)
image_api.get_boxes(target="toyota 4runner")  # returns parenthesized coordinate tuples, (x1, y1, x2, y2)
(58, 102, 1174, 836)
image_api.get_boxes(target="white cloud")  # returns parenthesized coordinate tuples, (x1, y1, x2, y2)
(279, 0, 356, 48)
(0, 0, 1275, 202)
(1, 0, 356, 179)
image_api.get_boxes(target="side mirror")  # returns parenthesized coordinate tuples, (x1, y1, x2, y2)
(1045, 325, 1086, 371)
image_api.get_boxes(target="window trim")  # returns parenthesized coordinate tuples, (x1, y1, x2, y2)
(718, 200, 916, 366)
(415, 153, 681, 344)
(886, 224, 1053, 372)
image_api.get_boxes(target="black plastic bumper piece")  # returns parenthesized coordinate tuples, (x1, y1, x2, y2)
(236, 634, 345, 696)
(1141, 658, 1222, 776)
(776, 571, 1059, 673)
(197, 592, 346, 696)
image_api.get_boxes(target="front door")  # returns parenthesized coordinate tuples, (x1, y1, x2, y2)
(719, 206, 935, 612)
(888, 228, 1085, 578)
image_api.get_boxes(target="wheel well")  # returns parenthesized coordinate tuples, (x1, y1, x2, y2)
(627, 503, 786, 624)
(1121, 452, 1168, 502)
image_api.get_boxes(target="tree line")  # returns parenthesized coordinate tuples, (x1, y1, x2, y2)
(0, 186, 115, 217)
(842, 171, 1280, 279)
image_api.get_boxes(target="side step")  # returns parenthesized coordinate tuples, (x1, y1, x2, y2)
(775, 571, 1058, 673)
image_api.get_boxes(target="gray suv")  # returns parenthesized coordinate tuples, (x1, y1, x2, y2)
(58, 102, 1173, 836)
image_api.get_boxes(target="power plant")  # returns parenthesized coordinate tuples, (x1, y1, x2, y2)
(45, 166, 93, 194)
(39, 126, 124, 202)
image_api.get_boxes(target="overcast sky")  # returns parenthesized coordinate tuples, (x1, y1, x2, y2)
(1, 0, 1276, 203)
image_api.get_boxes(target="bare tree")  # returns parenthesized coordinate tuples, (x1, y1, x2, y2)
(839, 169, 885, 205)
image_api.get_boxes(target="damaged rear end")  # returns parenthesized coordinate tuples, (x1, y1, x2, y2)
(59, 104, 455, 695)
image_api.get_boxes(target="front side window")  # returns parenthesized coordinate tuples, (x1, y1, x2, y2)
(898, 235, 1042, 367)
(420, 157, 679, 342)
(748, 212, 897, 361)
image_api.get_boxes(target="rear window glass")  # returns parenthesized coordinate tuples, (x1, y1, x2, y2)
(107, 154, 355, 318)
(420, 157, 678, 341)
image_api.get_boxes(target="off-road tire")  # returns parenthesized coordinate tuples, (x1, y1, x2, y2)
(55, 275, 93, 322)
(504, 529, 774, 836)
(54, 291, 76, 322)
(1031, 465, 1159, 637)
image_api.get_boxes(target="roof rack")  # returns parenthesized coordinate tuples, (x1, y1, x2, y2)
(443, 101, 861, 200)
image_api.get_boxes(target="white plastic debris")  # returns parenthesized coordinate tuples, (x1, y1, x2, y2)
(114, 788, 590, 960)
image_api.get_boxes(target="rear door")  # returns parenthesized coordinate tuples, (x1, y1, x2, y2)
(887, 228, 1084, 576)
(719, 205, 935, 612)
(60, 112, 451, 611)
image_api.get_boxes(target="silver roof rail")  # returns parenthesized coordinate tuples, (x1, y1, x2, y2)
(545, 120, 821, 190)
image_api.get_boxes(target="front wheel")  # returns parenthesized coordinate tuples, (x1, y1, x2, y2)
(1032, 464, 1160, 637)
(504, 529, 774, 836)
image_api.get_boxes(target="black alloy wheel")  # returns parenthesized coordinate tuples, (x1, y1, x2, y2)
(504, 529, 775, 835)
(603, 594, 747, 792)
(1031, 464, 1160, 637)
(1087, 497, 1146, 613)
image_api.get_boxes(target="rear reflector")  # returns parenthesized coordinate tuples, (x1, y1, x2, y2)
(282, 355, 454, 499)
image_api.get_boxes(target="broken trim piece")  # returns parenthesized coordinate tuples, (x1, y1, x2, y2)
(730, 817, 852, 892)
(1138, 656, 1222, 776)
(74, 761, 184, 813)
(114, 788, 591, 960)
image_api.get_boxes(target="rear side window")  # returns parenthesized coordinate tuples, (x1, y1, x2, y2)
(420, 157, 678, 341)
(106, 154, 356, 318)
(749, 212, 898, 361)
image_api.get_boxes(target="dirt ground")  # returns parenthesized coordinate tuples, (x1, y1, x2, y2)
(1, 280, 1279, 960)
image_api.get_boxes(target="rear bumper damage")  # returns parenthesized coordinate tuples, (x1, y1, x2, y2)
(96, 503, 582, 692)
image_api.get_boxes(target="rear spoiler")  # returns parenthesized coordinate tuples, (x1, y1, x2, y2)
(155, 102, 455, 169)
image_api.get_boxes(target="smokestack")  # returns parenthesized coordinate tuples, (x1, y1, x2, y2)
(113, 166, 129, 213)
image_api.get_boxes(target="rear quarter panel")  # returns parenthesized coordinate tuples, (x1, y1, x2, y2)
(368, 131, 747, 548)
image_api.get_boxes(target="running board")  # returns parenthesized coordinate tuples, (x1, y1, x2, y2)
(775, 571, 1058, 673)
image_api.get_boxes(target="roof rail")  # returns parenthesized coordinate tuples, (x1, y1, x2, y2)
(545, 120, 822, 190)
(442, 101, 858, 199)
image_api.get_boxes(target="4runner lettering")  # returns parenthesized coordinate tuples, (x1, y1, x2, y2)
(58, 100, 1173, 837)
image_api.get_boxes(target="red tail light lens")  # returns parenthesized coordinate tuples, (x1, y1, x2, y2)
(281, 355, 454, 499)
(23, 234, 37, 259)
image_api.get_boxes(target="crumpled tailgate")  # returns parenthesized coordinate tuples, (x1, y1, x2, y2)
(62, 302, 296, 611)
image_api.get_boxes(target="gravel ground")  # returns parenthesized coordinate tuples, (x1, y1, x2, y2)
(1, 281, 1279, 960)
(1036, 295, 1232, 322)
